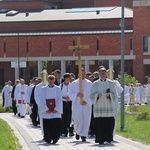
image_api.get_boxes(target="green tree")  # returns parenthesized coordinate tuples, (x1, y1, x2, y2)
(42, 60, 48, 70)
(116, 72, 138, 85)
(145, 75, 150, 81)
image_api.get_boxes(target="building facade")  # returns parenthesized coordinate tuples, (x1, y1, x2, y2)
(0, 0, 133, 10)
(0, 0, 150, 88)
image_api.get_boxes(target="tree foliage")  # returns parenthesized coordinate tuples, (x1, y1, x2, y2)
(42, 60, 48, 70)
(116, 72, 138, 85)
(145, 75, 150, 81)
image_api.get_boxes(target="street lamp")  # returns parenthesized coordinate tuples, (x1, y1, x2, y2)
(120, 0, 125, 131)
(18, 32, 20, 79)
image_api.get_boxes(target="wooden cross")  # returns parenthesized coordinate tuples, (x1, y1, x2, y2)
(68, 36, 90, 104)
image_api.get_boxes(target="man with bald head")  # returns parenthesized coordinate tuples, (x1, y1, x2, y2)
(15, 78, 28, 118)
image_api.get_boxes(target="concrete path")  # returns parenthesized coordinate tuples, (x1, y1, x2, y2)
(0, 113, 150, 150)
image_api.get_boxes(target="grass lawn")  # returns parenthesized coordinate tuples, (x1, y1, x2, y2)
(0, 119, 21, 150)
(117, 104, 150, 145)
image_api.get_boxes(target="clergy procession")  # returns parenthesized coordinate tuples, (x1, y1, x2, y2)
(1, 67, 150, 145)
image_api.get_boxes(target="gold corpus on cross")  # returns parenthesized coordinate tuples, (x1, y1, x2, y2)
(68, 36, 90, 104)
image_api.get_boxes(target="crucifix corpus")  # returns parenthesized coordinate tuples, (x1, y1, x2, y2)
(68, 36, 90, 104)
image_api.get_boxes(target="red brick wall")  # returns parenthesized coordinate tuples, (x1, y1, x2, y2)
(0, 31, 132, 83)
(62, 0, 93, 8)
(62, 0, 133, 8)
(0, 0, 133, 10)
(133, 6, 150, 83)
(0, 62, 15, 83)
(0, 18, 132, 33)
(94, 0, 133, 8)
(0, 1, 61, 11)
(0, 32, 132, 57)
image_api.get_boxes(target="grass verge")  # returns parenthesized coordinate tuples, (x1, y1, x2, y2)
(0, 119, 22, 150)
(117, 104, 150, 145)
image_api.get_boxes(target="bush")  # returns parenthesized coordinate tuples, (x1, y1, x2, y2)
(0, 107, 5, 113)
(136, 112, 149, 120)
(5, 106, 13, 112)
(116, 72, 138, 85)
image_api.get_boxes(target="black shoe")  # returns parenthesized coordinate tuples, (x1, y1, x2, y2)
(21, 116, 25, 118)
(53, 138, 58, 144)
(69, 133, 74, 136)
(33, 122, 37, 126)
(81, 136, 86, 142)
(46, 139, 51, 144)
(76, 134, 80, 140)
(106, 140, 112, 143)
(62, 133, 67, 137)
(18, 113, 20, 117)
(99, 142, 104, 145)
(89, 134, 94, 138)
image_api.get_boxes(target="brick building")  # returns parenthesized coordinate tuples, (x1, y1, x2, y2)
(0, 0, 133, 10)
(0, 0, 150, 88)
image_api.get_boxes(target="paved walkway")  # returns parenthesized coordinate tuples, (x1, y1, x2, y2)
(0, 113, 150, 150)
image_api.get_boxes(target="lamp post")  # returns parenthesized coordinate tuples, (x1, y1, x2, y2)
(18, 32, 20, 79)
(120, 0, 125, 131)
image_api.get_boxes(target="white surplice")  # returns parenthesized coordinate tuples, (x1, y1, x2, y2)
(113, 80, 123, 136)
(34, 81, 47, 136)
(145, 83, 150, 104)
(15, 84, 28, 117)
(40, 85, 62, 119)
(68, 78, 93, 137)
(3, 85, 13, 107)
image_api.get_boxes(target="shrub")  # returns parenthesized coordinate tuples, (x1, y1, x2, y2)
(116, 72, 138, 85)
(0, 107, 5, 113)
(136, 112, 149, 120)
(5, 106, 13, 112)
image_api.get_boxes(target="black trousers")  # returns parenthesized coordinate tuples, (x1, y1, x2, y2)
(2, 93, 5, 107)
(12, 99, 17, 114)
(94, 117, 114, 143)
(89, 105, 95, 135)
(31, 103, 39, 124)
(43, 118, 61, 143)
(62, 101, 73, 135)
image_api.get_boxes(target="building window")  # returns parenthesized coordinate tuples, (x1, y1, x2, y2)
(52, 61, 61, 66)
(0, 68, 4, 88)
(96, 37, 100, 56)
(98, 60, 108, 68)
(143, 36, 148, 52)
(30, 68, 36, 79)
(130, 39, 133, 51)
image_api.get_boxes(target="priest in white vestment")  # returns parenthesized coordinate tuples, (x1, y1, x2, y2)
(34, 76, 47, 139)
(134, 83, 144, 104)
(145, 80, 150, 104)
(90, 67, 117, 144)
(68, 68, 93, 142)
(3, 81, 13, 107)
(15, 79, 28, 118)
(26, 79, 35, 115)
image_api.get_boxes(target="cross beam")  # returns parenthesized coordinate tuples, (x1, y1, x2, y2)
(68, 36, 90, 104)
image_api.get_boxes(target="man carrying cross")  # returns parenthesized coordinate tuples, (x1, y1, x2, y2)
(68, 68, 93, 142)
(68, 37, 93, 142)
